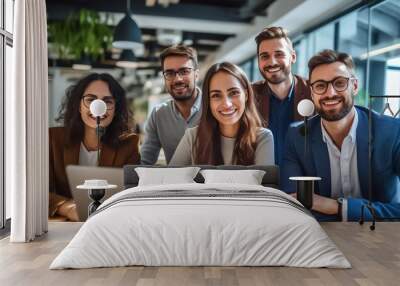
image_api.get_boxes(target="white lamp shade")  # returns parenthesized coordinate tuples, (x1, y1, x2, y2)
(297, 99, 315, 117)
(90, 99, 107, 117)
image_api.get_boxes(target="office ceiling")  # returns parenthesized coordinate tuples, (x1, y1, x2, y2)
(46, 0, 275, 73)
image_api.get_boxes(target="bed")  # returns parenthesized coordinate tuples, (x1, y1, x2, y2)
(50, 165, 350, 269)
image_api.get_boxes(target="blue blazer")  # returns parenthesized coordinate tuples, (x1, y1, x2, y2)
(281, 106, 400, 221)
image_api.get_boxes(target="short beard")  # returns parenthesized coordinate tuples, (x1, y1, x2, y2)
(169, 83, 195, 102)
(260, 64, 291, 85)
(317, 96, 354, 121)
(171, 92, 194, 102)
(168, 77, 196, 102)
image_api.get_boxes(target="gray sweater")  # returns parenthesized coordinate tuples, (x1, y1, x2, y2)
(169, 126, 275, 165)
(140, 89, 202, 165)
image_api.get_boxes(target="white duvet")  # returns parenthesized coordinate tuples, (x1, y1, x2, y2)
(50, 183, 351, 269)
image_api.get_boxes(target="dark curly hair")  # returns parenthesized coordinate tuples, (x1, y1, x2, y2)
(56, 73, 132, 148)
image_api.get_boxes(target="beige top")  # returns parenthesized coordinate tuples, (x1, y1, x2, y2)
(169, 126, 275, 165)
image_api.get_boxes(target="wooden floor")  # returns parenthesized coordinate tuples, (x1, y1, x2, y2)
(0, 222, 399, 286)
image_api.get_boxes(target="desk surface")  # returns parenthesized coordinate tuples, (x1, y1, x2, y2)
(0, 222, 399, 286)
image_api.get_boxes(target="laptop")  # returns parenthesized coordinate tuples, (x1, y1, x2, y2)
(66, 165, 124, 222)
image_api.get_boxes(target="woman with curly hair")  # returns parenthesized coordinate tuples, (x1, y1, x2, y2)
(170, 62, 274, 165)
(49, 73, 140, 221)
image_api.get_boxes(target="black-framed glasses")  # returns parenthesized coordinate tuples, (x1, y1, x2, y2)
(82, 95, 116, 110)
(162, 67, 193, 81)
(310, 76, 354, 95)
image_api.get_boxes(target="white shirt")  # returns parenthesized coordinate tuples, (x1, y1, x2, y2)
(79, 143, 98, 166)
(321, 108, 362, 221)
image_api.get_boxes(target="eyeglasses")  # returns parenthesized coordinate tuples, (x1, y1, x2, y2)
(162, 67, 193, 81)
(82, 95, 116, 110)
(310, 76, 354, 95)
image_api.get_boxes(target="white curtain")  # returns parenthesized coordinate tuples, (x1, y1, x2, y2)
(8, 0, 48, 242)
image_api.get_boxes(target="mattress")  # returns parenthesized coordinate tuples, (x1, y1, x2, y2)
(50, 183, 351, 269)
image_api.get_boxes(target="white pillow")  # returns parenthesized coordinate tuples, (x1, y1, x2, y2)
(200, 169, 266, 185)
(135, 167, 200, 186)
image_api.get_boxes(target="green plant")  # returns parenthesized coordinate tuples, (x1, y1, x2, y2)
(48, 9, 113, 60)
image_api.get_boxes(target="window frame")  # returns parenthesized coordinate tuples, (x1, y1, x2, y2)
(0, 0, 13, 232)
(0, 0, 5, 231)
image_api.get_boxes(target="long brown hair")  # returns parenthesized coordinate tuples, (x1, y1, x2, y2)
(194, 62, 262, 165)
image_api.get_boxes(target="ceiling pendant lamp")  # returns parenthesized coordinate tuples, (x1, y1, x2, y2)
(113, 0, 143, 52)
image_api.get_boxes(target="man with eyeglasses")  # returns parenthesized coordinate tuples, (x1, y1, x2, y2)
(282, 49, 400, 221)
(252, 27, 311, 167)
(140, 45, 201, 164)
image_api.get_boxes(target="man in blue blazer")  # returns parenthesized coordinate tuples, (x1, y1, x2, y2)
(282, 49, 400, 221)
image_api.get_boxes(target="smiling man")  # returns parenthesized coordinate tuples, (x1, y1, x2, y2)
(140, 45, 202, 164)
(281, 49, 400, 221)
(252, 27, 311, 166)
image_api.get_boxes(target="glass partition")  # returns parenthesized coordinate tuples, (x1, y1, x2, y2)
(368, 0, 400, 113)
(337, 7, 369, 106)
(240, 60, 252, 81)
(290, 0, 400, 112)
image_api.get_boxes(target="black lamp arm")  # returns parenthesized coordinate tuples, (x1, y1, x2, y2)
(96, 116, 101, 165)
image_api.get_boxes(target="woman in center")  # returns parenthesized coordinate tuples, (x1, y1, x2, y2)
(170, 62, 274, 165)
